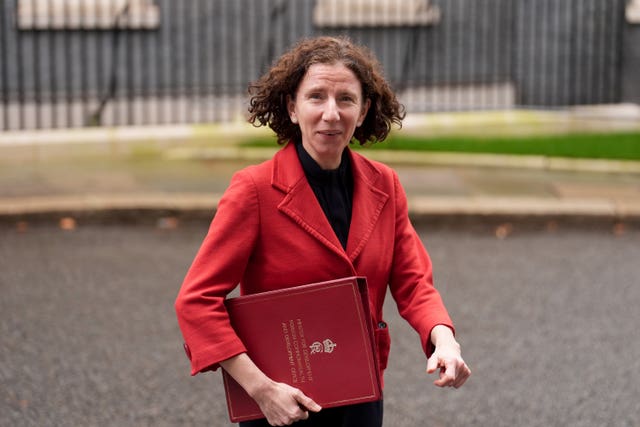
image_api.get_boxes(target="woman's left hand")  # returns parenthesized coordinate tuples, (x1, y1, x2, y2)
(427, 325, 471, 388)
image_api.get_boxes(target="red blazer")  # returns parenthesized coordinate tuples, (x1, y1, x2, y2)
(175, 142, 454, 380)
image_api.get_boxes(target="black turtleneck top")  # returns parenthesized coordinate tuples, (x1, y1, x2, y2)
(296, 143, 353, 250)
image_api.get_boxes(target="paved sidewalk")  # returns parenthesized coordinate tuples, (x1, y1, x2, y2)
(1, 146, 639, 225)
(1, 110, 640, 224)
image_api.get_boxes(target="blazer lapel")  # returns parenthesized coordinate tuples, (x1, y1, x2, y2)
(345, 150, 389, 261)
(271, 143, 389, 263)
(272, 143, 346, 258)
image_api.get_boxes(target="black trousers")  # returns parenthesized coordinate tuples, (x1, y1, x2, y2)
(239, 400, 383, 427)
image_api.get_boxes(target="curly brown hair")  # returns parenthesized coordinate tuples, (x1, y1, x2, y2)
(247, 36, 405, 145)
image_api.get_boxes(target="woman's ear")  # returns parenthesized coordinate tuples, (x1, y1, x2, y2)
(357, 98, 371, 127)
(287, 95, 298, 124)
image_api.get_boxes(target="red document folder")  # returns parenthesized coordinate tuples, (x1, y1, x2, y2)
(222, 276, 382, 423)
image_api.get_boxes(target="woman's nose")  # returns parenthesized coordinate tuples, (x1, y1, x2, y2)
(322, 98, 340, 121)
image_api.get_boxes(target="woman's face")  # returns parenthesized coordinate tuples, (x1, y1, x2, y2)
(287, 62, 370, 170)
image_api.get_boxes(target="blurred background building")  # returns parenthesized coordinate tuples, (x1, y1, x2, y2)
(1, 0, 639, 131)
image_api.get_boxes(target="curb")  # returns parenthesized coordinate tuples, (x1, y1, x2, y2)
(2, 193, 639, 224)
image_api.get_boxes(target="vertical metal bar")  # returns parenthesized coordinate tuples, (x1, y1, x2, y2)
(494, 0, 504, 109)
(611, 0, 622, 103)
(482, 0, 489, 109)
(540, 0, 548, 107)
(455, 0, 465, 111)
(236, 0, 246, 119)
(234, 0, 240, 121)
(220, 0, 229, 121)
(564, 0, 573, 106)
(64, 0, 73, 126)
(47, 0, 57, 128)
(583, 0, 593, 104)
(212, 0, 222, 123)
(596, 0, 606, 104)
(301, 0, 312, 38)
(153, 0, 161, 125)
(245, 0, 255, 100)
(112, 1, 121, 126)
(525, 0, 535, 107)
(503, 0, 516, 107)
(442, 0, 452, 110)
(153, 0, 162, 125)
(592, 0, 600, 104)
(140, 2, 151, 125)
(466, 0, 476, 110)
(135, 6, 142, 125)
(228, 0, 234, 121)
(430, 0, 441, 112)
(16, 0, 26, 129)
(1, 0, 10, 130)
(458, 0, 472, 110)
(211, 0, 218, 123)
(515, 0, 525, 107)
(126, 6, 134, 125)
(603, 0, 615, 104)
(31, 0, 41, 129)
(418, 24, 427, 114)
(193, 0, 203, 124)
(180, 0, 188, 123)
(257, 0, 267, 77)
(520, 0, 529, 108)
(232, 0, 240, 120)
(549, 0, 565, 106)
(573, 0, 583, 105)
(185, 0, 194, 123)
(527, 0, 537, 107)
(593, 0, 600, 104)
(137, 6, 144, 124)
(204, 0, 214, 123)
(169, 0, 177, 122)
(155, 1, 165, 124)
(183, 0, 191, 123)
(145, 0, 153, 125)
(418, 1, 426, 111)
(80, 0, 89, 125)
(95, 0, 104, 125)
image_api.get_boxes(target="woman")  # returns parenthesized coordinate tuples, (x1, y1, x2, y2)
(175, 36, 470, 426)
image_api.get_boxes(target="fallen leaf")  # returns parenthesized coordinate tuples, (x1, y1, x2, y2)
(613, 222, 626, 237)
(495, 223, 513, 240)
(59, 217, 77, 231)
(157, 216, 179, 230)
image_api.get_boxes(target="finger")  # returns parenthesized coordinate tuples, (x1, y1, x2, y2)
(426, 355, 439, 374)
(294, 391, 322, 413)
(444, 360, 457, 383)
(299, 409, 310, 420)
(453, 364, 471, 388)
(432, 360, 456, 387)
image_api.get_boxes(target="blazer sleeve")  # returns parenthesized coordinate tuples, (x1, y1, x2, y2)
(387, 170, 455, 357)
(175, 170, 260, 375)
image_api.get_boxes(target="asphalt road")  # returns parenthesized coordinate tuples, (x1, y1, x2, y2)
(1, 221, 639, 427)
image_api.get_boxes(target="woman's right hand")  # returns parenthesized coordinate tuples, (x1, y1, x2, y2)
(250, 378, 322, 426)
(220, 353, 321, 426)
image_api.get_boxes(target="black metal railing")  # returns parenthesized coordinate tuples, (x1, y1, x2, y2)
(0, 0, 630, 131)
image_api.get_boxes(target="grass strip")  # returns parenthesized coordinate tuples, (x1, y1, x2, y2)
(242, 132, 640, 161)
